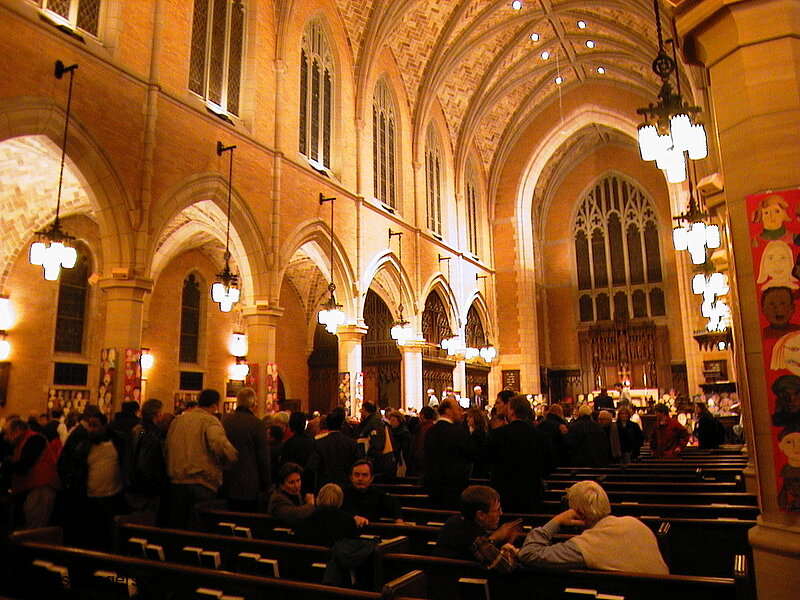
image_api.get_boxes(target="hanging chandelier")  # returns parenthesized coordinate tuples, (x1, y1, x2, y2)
(318, 194, 345, 334)
(30, 61, 80, 281)
(211, 141, 241, 312)
(388, 229, 414, 346)
(672, 166, 720, 264)
(636, 0, 707, 183)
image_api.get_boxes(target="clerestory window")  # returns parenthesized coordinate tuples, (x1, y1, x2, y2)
(299, 18, 334, 170)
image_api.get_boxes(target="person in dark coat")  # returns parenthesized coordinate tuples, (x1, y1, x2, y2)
(387, 410, 412, 471)
(566, 405, 609, 467)
(341, 459, 402, 523)
(221, 388, 271, 512)
(537, 404, 571, 467)
(694, 402, 724, 449)
(593, 388, 615, 414)
(614, 405, 644, 462)
(485, 395, 555, 513)
(423, 398, 475, 509)
(125, 398, 169, 521)
(407, 406, 436, 477)
(355, 402, 394, 479)
(310, 408, 361, 490)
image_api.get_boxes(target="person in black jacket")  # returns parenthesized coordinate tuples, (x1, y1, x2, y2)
(423, 399, 474, 509)
(126, 398, 169, 522)
(537, 404, 571, 467)
(694, 401, 724, 449)
(566, 404, 609, 467)
(310, 408, 361, 490)
(614, 405, 644, 462)
(485, 395, 554, 513)
(341, 459, 402, 523)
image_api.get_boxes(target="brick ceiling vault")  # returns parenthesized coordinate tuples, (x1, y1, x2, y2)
(331, 0, 697, 187)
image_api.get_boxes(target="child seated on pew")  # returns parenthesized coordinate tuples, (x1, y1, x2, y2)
(517, 480, 668, 575)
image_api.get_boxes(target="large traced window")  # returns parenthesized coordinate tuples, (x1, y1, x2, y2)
(54, 245, 90, 353)
(189, 0, 245, 116)
(299, 18, 333, 170)
(180, 273, 201, 363)
(422, 291, 452, 347)
(425, 124, 443, 235)
(574, 174, 665, 323)
(373, 78, 397, 209)
(466, 162, 480, 256)
(35, 0, 102, 36)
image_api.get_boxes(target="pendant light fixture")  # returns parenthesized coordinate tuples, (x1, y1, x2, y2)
(672, 165, 720, 264)
(636, 0, 707, 183)
(29, 61, 79, 281)
(211, 141, 240, 312)
(318, 194, 345, 334)
(388, 229, 413, 346)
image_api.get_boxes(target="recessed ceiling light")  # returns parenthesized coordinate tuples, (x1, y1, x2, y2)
(555, 76, 563, 84)
(541, 51, 550, 60)
(586, 40, 595, 49)
(512, 0, 523, 10)
(577, 20, 587, 29)
(530, 32, 540, 42)
(597, 66, 605, 74)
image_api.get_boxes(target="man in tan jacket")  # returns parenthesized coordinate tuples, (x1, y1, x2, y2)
(166, 389, 237, 528)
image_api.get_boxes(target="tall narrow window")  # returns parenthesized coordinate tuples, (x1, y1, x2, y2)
(373, 78, 397, 209)
(299, 18, 334, 170)
(54, 246, 90, 353)
(466, 165, 480, 256)
(36, 0, 102, 36)
(425, 124, 443, 235)
(574, 174, 664, 322)
(180, 274, 201, 364)
(189, 0, 245, 116)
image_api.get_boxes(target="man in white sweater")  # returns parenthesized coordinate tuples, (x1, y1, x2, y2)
(517, 480, 668, 574)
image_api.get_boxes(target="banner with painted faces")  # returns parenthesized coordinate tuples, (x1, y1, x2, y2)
(748, 187, 800, 511)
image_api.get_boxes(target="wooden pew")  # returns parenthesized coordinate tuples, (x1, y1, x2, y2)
(544, 479, 744, 493)
(8, 531, 425, 600)
(543, 489, 758, 506)
(115, 521, 409, 591)
(378, 552, 753, 600)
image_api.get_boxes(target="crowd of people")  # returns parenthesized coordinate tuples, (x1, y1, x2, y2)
(0, 386, 729, 579)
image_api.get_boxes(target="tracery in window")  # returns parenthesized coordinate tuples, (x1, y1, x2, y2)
(421, 291, 452, 347)
(373, 78, 397, 209)
(180, 273, 201, 364)
(299, 18, 334, 170)
(574, 174, 664, 322)
(36, 0, 102, 36)
(425, 124, 443, 235)
(54, 244, 90, 354)
(189, 0, 245, 116)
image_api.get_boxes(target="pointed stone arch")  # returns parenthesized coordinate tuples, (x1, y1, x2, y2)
(361, 249, 416, 323)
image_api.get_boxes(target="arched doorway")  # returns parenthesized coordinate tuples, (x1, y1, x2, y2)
(421, 290, 454, 398)
(465, 304, 490, 399)
(307, 322, 338, 414)
(363, 289, 401, 409)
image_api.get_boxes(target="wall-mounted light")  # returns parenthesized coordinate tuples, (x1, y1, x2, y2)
(139, 348, 154, 372)
(211, 141, 241, 312)
(318, 194, 345, 334)
(229, 332, 248, 357)
(388, 229, 414, 346)
(30, 61, 80, 281)
(0, 332, 10, 361)
(0, 296, 12, 330)
(229, 357, 250, 381)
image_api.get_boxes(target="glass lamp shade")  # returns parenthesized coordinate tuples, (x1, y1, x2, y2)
(229, 333, 248, 357)
(637, 124, 660, 161)
(139, 351, 154, 370)
(465, 347, 480, 360)
(318, 306, 345, 334)
(479, 346, 497, 363)
(673, 226, 689, 251)
(0, 298, 12, 331)
(706, 224, 721, 249)
(30, 240, 78, 281)
(212, 282, 240, 312)
(229, 361, 250, 381)
(390, 323, 413, 346)
(0, 338, 9, 361)
(688, 124, 708, 160)
(692, 273, 706, 295)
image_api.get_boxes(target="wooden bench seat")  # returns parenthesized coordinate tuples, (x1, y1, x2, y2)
(378, 552, 753, 600)
(543, 489, 758, 506)
(8, 535, 426, 600)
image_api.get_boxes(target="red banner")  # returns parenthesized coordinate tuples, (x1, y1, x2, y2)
(747, 187, 800, 511)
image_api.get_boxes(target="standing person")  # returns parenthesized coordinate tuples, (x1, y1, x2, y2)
(126, 398, 169, 522)
(594, 388, 615, 414)
(614, 405, 644, 462)
(279, 411, 315, 470)
(221, 388, 271, 512)
(485, 396, 554, 513)
(423, 398, 474, 509)
(490, 390, 514, 429)
(597, 410, 622, 463)
(387, 410, 412, 474)
(407, 405, 436, 477)
(355, 402, 394, 479)
(166, 389, 238, 529)
(310, 407, 361, 490)
(471, 385, 487, 410)
(466, 407, 490, 479)
(1, 417, 60, 530)
(650, 403, 690, 458)
(566, 405, 609, 467)
(426, 388, 439, 408)
(538, 404, 571, 467)
(267, 462, 315, 527)
(694, 401, 725, 449)
(518, 481, 669, 574)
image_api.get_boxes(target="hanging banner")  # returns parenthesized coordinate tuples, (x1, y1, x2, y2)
(123, 348, 142, 406)
(747, 186, 800, 511)
(97, 348, 117, 417)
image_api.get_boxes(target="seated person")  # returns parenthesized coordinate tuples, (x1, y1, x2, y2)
(341, 459, 402, 524)
(294, 483, 358, 546)
(435, 485, 523, 573)
(517, 480, 668, 574)
(266, 462, 315, 527)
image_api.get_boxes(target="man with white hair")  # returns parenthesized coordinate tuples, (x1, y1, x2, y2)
(517, 480, 668, 574)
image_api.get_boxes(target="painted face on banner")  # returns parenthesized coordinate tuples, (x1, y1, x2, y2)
(759, 241, 795, 284)
(779, 432, 800, 467)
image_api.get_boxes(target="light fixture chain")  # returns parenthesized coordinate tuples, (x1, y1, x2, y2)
(653, 0, 664, 52)
(56, 66, 76, 225)
(225, 145, 233, 254)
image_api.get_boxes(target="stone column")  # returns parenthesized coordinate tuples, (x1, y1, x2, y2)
(677, 2, 800, 598)
(453, 359, 467, 402)
(98, 276, 153, 411)
(337, 322, 368, 416)
(242, 303, 284, 415)
(400, 341, 425, 412)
